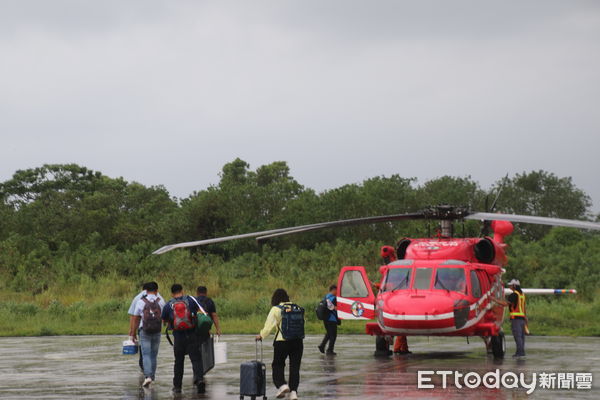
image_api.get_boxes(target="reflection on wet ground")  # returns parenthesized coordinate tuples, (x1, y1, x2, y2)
(0, 335, 597, 399)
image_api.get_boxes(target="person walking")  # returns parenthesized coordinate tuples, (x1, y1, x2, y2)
(195, 286, 221, 337)
(129, 282, 165, 388)
(128, 282, 165, 372)
(507, 278, 527, 358)
(255, 288, 303, 400)
(318, 285, 339, 355)
(161, 284, 205, 394)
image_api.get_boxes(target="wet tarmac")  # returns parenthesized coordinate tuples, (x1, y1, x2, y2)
(0, 334, 597, 399)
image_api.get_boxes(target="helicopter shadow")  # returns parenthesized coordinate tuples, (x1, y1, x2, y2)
(391, 350, 506, 372)
(394, 351, 471, 361)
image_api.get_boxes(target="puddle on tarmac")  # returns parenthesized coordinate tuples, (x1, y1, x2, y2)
(0, 335, 598, 399)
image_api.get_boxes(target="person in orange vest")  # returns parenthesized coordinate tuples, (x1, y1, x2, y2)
(506, 279, 527, 358)
(380, 246, 411, 355)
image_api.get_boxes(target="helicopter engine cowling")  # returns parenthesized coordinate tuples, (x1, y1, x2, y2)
(396, 239, 411, 259)
(475, 237, 509, 265)
(401, 238, 507, 265)
(474, 238, 495, 263)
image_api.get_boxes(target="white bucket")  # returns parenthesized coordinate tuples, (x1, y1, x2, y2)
(214, 337, 227, 364)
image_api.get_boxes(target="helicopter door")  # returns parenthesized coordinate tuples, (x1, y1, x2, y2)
(336, 266, 376, 320)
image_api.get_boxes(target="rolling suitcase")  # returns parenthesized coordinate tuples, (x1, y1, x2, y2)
(240, 340, 267, 400)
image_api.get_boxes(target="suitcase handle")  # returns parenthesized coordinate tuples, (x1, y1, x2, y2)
(255, 339, 263, 362)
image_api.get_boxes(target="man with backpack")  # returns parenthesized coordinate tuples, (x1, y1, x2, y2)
(128, 282, 165, 372)
(318, 285, 339, 355)
(129, 282, 165, 388)
(161, 284, 205, 394)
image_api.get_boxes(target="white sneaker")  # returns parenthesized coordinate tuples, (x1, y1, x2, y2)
(276, 384, 290, 398)
(142, 377, 152, 388)
(290, 390, 298, 400)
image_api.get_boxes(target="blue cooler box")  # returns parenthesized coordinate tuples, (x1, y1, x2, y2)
(122, 339, 138, 355)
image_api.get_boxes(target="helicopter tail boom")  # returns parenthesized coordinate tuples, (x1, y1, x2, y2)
(503, 288, 577, 295)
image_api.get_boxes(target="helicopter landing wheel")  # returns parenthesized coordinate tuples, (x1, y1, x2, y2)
(374, 335, 392, 357)
(490, 331, 506, 359)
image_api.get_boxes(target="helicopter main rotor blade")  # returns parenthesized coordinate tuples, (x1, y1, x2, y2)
(256, 212, 426, 241)
(153, 212, 425, 254)
(257, 225, 329, 241)
(465, 212, 600, 231)
(152, 223, 327, 254)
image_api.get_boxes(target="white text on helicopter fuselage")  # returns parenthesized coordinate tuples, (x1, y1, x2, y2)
(418, 369, 536, 394)
(414, 241, 459, 247)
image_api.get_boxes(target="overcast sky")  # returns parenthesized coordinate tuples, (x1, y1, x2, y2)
(1, 1, 599, 213)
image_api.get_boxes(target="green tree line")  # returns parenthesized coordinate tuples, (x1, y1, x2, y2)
(0, 160, 598, 336)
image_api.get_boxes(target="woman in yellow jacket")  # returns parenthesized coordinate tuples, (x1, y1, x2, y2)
(255, 288, 303, 400)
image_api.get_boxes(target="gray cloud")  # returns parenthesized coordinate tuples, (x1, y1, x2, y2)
(1, 1, 599, 212)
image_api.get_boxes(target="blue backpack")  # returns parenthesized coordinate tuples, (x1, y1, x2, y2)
(277, 303, 305, 340)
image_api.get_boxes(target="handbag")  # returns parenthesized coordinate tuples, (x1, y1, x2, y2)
(190, 296, 214, 336)
(196, 313, 214, 336)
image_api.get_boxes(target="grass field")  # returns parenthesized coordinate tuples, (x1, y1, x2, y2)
(1, 286, 598, 337)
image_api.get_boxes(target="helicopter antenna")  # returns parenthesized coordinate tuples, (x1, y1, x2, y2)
(489, 174, 509, 213)
(482, 174, 509, 236)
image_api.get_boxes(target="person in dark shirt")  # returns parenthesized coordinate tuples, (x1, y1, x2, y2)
(162, 284, 205, 394)
(318, 285, 339, 355)
(196, 286, 221, 336)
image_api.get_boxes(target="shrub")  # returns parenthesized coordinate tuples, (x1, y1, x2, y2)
(0, 301, 38, 316)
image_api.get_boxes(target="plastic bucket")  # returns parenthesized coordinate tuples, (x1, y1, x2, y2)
(122, 339, 138, 355)
(214, 337, 227, 364)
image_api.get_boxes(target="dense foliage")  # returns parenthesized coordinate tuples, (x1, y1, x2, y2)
(0, 160, 599, 336)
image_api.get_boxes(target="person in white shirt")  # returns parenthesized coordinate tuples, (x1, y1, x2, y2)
(128, 282, 165, 387)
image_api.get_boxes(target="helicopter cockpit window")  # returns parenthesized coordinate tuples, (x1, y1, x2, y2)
(413, 268, 433, 290)
(470, 270, 482, 298)
(382, 267, 411, 292)
(388, 259, 414, 266)
(440, 260, 467, 265)
(434, 268, 466, 294)
(340, 270, 369, 298)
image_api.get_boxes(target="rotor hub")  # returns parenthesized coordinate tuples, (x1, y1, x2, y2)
(423, 205, 470, 220)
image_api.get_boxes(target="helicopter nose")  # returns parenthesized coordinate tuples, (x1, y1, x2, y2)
(379, 292, 470, 334)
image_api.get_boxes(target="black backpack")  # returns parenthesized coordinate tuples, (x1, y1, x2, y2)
(315, 297, 328, 321)
(277, 303, 305, 340)
(141, 297, 162, 334)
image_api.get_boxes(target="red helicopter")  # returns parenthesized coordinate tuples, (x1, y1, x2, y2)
(153, 205, 599, 358)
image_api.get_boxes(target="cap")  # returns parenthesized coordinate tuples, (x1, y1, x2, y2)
(507, 279, 520, 286)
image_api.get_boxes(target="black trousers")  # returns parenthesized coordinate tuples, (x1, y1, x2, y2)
(511, 318, 526, 356)
(173, 331, 204, 389)
(320, 321, 338, 352)
(272, 339, 303, 392)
